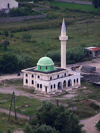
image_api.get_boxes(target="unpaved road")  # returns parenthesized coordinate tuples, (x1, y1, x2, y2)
(80, 113, 100, 133)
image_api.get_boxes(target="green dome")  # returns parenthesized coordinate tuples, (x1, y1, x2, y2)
(37, 57, 54, 66)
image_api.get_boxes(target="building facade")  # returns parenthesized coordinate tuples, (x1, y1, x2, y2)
(0, 0, 18, 10)
(21, 19, 81, 93)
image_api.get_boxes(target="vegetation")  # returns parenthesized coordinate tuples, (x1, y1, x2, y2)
(23, 101, 84, 133)
(92, 0, 100, 8)
(0, 112, 27, 132)
(96, 120, 100, 131)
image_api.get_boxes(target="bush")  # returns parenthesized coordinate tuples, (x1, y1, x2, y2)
(96, 120, 100, 131)
(0, 54, 18, 74)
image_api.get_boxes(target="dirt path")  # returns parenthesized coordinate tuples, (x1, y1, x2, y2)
(80, 113, 100, 133)
(0, 107, 30, 120)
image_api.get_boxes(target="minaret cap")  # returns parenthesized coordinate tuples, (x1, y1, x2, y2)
(61, 18, 66, 32)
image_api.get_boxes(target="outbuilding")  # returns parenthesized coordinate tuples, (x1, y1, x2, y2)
(86, 47, 100, 58)
(0, 0, 18, 10)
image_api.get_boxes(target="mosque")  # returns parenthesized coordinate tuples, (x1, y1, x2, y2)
(21, 19, 80, 93)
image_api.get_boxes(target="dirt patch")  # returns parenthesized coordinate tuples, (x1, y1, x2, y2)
(83, 90, 93, 94)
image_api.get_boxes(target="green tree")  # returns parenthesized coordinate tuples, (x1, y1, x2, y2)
(10, 33, 14, 41)
(4, 30, 9, 40)
(92, 0, 100, 8)
(36, 101, 83, 133)
(23, 123, 33, 133)
(17, 55, 32, 70)
(0, 54, 18, 74)
(33, 124, 59, 133)
(3, 41, 10, 50)
(22, 33, 32, 42)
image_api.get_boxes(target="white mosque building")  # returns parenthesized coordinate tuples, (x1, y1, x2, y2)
(21, 19, 80, 93)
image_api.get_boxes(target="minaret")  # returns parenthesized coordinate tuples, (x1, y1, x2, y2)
(59, 18, 68, 69)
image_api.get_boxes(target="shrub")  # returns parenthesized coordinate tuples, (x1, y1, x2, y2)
(96, 120, 100, 131)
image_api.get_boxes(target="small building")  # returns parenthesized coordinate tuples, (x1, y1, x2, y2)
(86, 47, 100, 58)
(0, 0, 18, 10)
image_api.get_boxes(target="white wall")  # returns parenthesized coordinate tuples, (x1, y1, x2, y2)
(0, 0, 18, 10)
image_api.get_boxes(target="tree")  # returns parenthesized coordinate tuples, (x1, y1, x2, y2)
(4, 30, 9, 40)
(10, 33, 14, 41)
(92, 0, 100, 8)
(23, 123, 33, 133)
(3, 41, 10, 50)
(0, 54, 18, 74)
(22, 33, 32, 42)
(36, 101, 84, 133)
(33, 124, 59, 133)
(17, 55, 32, 70)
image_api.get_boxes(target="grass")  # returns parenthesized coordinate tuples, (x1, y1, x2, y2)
(50, 1, 99, 11)
(0, 93, 42, 115)
(0, 112, 27, 132)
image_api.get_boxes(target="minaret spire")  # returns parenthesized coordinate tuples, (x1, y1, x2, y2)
(61, 18, 66, 32)
(59, 18, 68, 69)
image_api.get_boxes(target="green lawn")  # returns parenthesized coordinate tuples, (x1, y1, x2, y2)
(0, 93, 42, 115)
(50, 1, 98, 11)
(0, 112, 27, 132)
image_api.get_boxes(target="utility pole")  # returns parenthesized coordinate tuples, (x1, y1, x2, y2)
(8, 91, 17, 121)
(87, 21, 88, 39)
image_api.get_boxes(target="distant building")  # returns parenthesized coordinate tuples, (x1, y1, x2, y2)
(0, 0, 18, 10)
(86, 47, 100, 58)
(21, 19, 81, 93)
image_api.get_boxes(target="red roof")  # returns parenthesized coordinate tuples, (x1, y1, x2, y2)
(91, 47, 100, 51)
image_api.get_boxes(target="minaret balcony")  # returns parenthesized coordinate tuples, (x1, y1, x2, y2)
(59, 36, 68, 41)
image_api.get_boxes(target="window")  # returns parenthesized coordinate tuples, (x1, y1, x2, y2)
(32, 80, 34, 84)
(37, 84, 39, 88)
(7, 3, 10, 8)
(40, 84, 42, 88)
(74, 79, 75, 83)
(77, 78, 78, 83)
(26, 73, 28, 77)
(50, 77, 52, 80)
(46, 66, 47, 70)
(54, 84, 55, 88)
(64, 73, 66, 77)
(38, 75, 40, 78)
(32, 74, 34, 78)
(90, 52, 92, 54)
(51, 85, 52, 89)
(26, 79, 28, 83)
(57, 75, 59, 78)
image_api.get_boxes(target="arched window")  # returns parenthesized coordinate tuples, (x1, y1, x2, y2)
(51, 85, 52, 89)
(40, 84, 42, 88)
(32, 74, 34, 78)
(50, 77, 52, 80)
(37, 84, 39, 88)
(32, 80, 34, 84)
(77, 78, 78, 83)
(26, 73, 28, 77)
(74, 79, 75, 83)
(26, 79, 28, 83)
(38, 75, 40, 78)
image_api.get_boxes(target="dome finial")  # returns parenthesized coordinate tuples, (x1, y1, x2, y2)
(61, 18, 66, 32)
